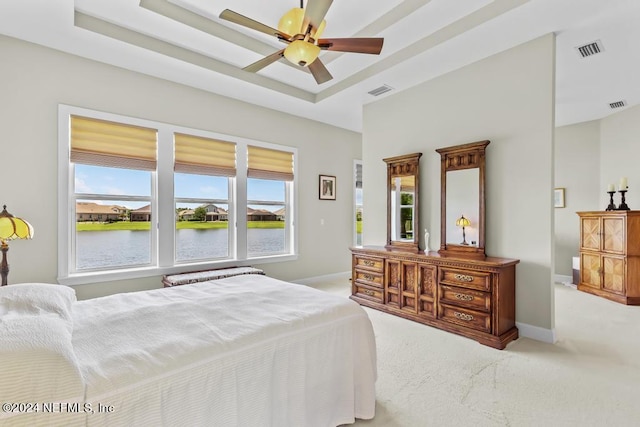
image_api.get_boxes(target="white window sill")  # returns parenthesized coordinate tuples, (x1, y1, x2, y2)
(58, 254, 298, 286)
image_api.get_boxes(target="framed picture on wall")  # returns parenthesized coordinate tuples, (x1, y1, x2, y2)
(319, 175, 336, 200)
(554, 188, 565, 208)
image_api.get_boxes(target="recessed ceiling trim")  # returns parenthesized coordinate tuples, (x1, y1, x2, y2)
(74, 11, 315, 102)
(139, 0, 279, 57)
(316, 0, 530, 102)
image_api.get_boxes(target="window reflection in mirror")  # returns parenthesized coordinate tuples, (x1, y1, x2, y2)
(390, 176, 415, 242)
(445, 169, 479, 247)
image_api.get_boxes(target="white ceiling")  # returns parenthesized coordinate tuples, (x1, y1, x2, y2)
(1, 0, 639, 132)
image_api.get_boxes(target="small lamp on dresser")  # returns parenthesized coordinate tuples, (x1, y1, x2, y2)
(456, 215, 471, 246)
(0, 205, 34, 286)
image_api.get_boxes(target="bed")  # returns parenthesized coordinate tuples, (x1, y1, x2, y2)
(0, 275, 377, 427)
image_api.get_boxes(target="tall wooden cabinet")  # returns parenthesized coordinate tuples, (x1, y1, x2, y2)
(577, 211, 640, 305)
(351, 247, 519, 349)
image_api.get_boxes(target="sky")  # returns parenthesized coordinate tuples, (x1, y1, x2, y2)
(75, 165, 285, 210)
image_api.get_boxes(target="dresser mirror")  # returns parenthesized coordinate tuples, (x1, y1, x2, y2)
(436, 141, 489, 258)
(384, 153, 422, 252)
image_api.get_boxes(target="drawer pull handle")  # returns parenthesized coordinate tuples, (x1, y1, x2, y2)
(363, 289, 375, 297)
(363, 274, 375, 281)
(454, 293, 474, 301)
(454, 274, 474, 282)
(454, 311, 474, 321)
(363, 260, 375, 267)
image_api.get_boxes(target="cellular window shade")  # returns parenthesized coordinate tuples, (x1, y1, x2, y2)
(70, 115, 157, 170)
(174, 133, 236, 177)
(247, 146, 294, 181)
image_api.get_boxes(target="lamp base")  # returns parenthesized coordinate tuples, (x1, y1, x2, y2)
(1, 242, 9, 286)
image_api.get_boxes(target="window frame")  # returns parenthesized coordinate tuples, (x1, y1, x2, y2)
(58, 105, 298, 286)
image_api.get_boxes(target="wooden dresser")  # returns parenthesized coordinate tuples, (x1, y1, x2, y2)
(577, 211, 640, 305)
(351, 246, 519, 349)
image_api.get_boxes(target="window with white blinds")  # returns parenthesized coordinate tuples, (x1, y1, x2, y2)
(59, 106, 297, 285)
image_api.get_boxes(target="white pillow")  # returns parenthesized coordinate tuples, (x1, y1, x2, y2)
(0, 283, 84, 420)
(0, 282, 76, 328)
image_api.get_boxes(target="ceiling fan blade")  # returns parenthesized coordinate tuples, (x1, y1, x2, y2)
(301, 0, 333, 35)
(308, 58, 333, 84)
(317, 38, 384, 54)
(243, 49, 286, 73)
(220, 9, 291, 40)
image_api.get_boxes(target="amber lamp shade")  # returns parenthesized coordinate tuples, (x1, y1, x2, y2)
(0, 205, 34, 286)
(456, 215, 471, 246)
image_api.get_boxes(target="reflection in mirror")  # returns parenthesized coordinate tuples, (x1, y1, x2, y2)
(390, 176, 415, 241)
(436, 140, 488, 259)
(384, 152, 421, 252)
(446, 169, 479, 247)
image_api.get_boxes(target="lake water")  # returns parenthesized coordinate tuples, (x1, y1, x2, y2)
(76, 229, 285, 270)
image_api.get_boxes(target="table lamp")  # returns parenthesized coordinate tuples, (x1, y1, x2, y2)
(0, 205, 34, 286)
(456, 214, 471, 246)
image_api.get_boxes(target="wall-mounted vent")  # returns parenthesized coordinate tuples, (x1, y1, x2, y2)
(609, 100, 627, 109)
(575, 40, 604, 58)
(368, 84, 393, 97)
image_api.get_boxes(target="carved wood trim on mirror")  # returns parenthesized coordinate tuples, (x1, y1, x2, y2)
(383, 153, 422, 252)
(436, 140, 489, 259)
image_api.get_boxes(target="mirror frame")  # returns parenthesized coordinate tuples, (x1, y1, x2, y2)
(436, 140, 489, 259)
(384, 152, 422, 252)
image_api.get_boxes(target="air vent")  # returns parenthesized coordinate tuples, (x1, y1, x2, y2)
(368, 84, 393, 97)
(575, 40, 604, 58)
(609, 100, 627, 109)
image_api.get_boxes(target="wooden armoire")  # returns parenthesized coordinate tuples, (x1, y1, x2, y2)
(577, 211, 640, 305)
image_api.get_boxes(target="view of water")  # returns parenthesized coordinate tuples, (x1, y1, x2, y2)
(76, 229, 285, 270)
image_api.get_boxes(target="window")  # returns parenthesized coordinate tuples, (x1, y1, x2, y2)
(174, 133, 235, 263)
(69, 115, 157, 272)
(58, 106, 297, 285)
(247, 146, 294, 257)
(354, 161, 363, 246)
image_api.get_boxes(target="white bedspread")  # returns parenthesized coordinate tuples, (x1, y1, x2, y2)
(71, 275, 377, 426)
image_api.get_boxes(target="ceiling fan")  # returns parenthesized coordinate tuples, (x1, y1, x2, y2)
(219, 0, 384, 84)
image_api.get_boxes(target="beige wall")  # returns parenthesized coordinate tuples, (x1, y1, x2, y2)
(0, 35, 361, 299)
(600, 104, 640, 205)
(363, 34, 556, 335)
(554, 121, 600, 276)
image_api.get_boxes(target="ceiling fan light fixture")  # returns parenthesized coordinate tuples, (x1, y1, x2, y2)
(277, 7, 326, 39)
(284, 40, 320, 67)
(278, 8, 305, 35)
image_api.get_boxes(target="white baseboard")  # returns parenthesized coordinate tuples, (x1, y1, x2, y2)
(292, 271, 351, 286)
(516, 322, 556, 344)
(554, 274, 572, 285)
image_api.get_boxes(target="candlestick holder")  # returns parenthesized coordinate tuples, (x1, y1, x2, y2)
(606, 191, 616, 211)
(618, 190, 630, 210)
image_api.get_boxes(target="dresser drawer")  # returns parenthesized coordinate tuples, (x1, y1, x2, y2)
(439, 284, 491, 313)
(354, 255, 384, 272)
(439, 304, 491, 333)
(354, 269, 384, 288)
(440, 268, 491, 291)
(354, 284, 383, 303)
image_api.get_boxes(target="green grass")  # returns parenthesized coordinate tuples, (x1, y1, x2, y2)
(76, 221, 285, 231)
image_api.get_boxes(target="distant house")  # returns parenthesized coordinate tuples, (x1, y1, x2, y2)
(247, 207, 277, 221)
(76, 202, 125, 222)
(202, 204, 228, 221)
(177, 209, 194, 221)
(130, 204, 151, 221)
(274, 208, 286, 221)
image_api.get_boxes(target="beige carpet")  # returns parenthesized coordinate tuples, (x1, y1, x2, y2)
(315, 280, 640, 427)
